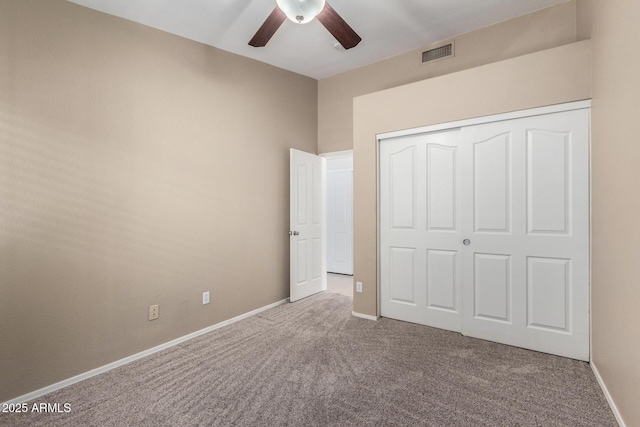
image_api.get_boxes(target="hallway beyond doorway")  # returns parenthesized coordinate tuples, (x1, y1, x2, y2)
(327, 273, 352, 297)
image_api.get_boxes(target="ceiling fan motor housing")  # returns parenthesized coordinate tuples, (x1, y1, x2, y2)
(276, 0, 326, 24)
(249, 0, 361, 50)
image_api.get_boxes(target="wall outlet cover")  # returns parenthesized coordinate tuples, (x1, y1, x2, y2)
(356, 282, 363, 293)
(203, 291, 210, 305)
(149, 304, 159, 320)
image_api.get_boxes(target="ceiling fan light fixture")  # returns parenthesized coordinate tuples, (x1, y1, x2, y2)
(276, 0, 326, 24)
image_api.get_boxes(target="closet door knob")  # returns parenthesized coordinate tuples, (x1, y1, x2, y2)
(463, 239, 471, 246)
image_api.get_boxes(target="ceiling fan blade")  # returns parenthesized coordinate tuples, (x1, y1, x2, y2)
(248, 7, 286, 47)
(316, 2, 362, 50)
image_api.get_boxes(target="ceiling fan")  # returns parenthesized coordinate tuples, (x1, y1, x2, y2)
(249, 0, 362, 50)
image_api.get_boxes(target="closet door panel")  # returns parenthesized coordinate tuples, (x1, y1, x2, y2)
(461, 109, 590, 361)
(380, 130, 462, 332)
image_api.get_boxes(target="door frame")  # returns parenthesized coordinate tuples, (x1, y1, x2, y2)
(375, 100, 591, 325)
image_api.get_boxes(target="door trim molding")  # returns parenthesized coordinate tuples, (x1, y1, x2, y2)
(377, 100, 591, 141)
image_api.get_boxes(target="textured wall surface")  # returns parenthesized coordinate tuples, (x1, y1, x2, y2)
(0, 0, 317, 402)
(580, 0, 640, 424)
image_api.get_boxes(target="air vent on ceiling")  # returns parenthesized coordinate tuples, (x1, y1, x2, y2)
(422, 42, 454, 64)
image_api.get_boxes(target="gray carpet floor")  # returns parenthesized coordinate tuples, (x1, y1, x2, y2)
(1, 291, 616, 426)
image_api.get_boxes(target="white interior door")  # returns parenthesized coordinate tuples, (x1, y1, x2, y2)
(380, 129, 462, 332)
(327, 168, 353, 274)
(290, 149, 327, 302)
(379, 107, 590, 361)
(460, 109, 590, 361)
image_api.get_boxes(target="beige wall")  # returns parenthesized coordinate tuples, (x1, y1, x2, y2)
(351, 41, 591, 315)
(578, 0, 640, 425)
(318, 1, 579, 154)
(0, 0, 317, 402)
(4, 1, 639, 423)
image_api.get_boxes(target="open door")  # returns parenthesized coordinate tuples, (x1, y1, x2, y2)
(290, 149, 327, 302)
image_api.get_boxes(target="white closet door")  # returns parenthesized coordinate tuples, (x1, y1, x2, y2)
(460, 109, 590, 361)
(380, 129, 462, 332)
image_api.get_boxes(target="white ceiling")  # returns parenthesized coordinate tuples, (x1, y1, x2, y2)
(67, 0, 569, 79)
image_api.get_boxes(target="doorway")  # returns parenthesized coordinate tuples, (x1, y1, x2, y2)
(322, 151, 353, 276)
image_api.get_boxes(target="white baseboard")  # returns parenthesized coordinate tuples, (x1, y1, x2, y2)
(591, 361, 626, 427)
(2, 298, 289, 406)
(352, 311, 379, 321)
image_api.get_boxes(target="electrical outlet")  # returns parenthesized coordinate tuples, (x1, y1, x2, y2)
(202, 291, 210, 305)
(149, 304, 159, 320)
(356, 282, 363, 293)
